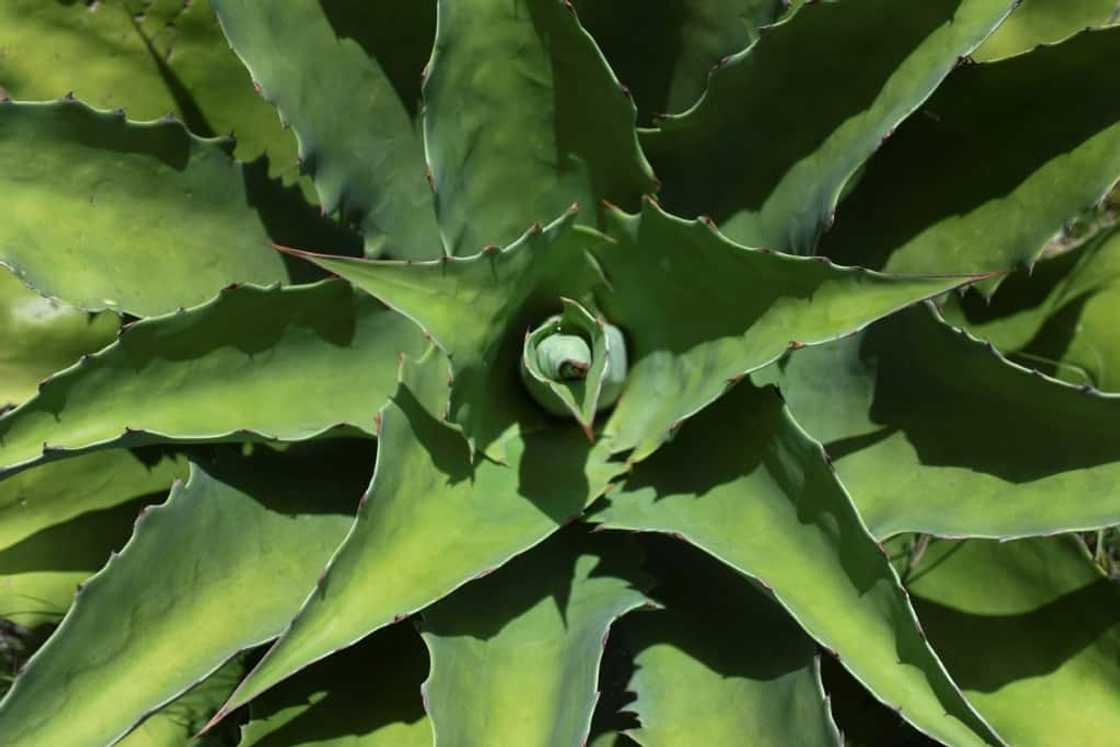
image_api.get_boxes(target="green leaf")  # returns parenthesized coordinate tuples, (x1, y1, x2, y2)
(0, 0, 300, 180)
(211, 351, 626, 725)
(0, 266, 118, 410)
(281, 211, 606, 458)
(820, 29, 1120, 282)
(420, 528, 649, 746)
(0, 449, 184, 554)
(212, 0, 442, 259)
(241, 623, 431, 747)
(596, 381, 1004, 747)
(0, 444, 370, 746)
(903, 536, 1120, 747)
(119, 655, 249, 747)
(595, 201, 985, 462)
(424, 0, 657, 255)
(0, 281, 426, 477)
(642, 0, 1015, 253)
(975, 0, 1119, 60)
(0, 100, 288, 316)
(619, 536, 839, 747)
(942, 226, 1120, 391)
(574, 0, 790, 123)
(0, 494, 163, 629)
(767, 302, 1120, 539)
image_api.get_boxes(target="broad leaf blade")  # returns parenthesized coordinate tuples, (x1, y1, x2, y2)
(424, 0, 657, 255)
(943, 226, 1120, 391)
(0, 450, 184, 554)
(421, 529, 649, 746)
(620, 537, 839, 747)
(120, 655, 249, 747)
(0, 444, 370, 746)
(241, 623, 431, 747)
(768, 302, 1120, 539)
(975, 0, 1118, 59)
(0, 100, 288, 316)
(0, 0, 299, 180)
(595, 202, 985, 461)
(904, 536, 1120, 747)
(597, 381, 1004, 747)
(575, 0, 790, 123)
(643, 0, 1015, 253)
(212, 0, 442, 259)
(0, 281, 425, 477)
(212, 352, 626, 722)
(283, 212, 606, 457)
(821, 29, 1120, 282)
(0, 266, 118, 410)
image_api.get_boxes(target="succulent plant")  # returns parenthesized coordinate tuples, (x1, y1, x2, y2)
(1, 1, 1120, 746)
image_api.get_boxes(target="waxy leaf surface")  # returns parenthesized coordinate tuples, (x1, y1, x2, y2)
(215, 352, 626, 722)
(424, 0, 656, 255)
(598, 382, 1003, 747)
(0, 445, 369, 746)
(769, 303, 1120, 539)
(0, 100, 288, 316)
(0, 282, 425, 476)
(213, 0, 441, 259)
(421, 530, 649, 746)
(644, 0, 1015, 252)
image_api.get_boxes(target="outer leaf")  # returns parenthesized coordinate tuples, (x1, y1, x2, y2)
(0, 450, 184, 554)
(241, 623, 431, 747)
(943, 226, 1120, 391)
(281, 211, 606, 457)
(0, 281, 426, 477)
(0, 496, 160, 629)
(0, 100, 288, 316)
(120, 655, 248, 747)
(423, 0, 657, 255)
(595, 201, 986, 461)
(0, 267, 118, 409)
(0, 0, 299, 180)
(212, 0, 441, 259)
(643, 0, 1015, 253)
(574, 0, 790, 123)
(211, 351, 626, 723)
(975, 0, 1119, 60)
(0, 444, 370, 746)
(767, 302, 1120, 539)
(596, 381, 1003, 747)
(620, 536, 839, 747)
(420, 529, 649, 746)
(904, 536, 1120, 747)
(821, 29, 1120, 282)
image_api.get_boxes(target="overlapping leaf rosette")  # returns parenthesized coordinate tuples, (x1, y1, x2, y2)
(1, 1, 1120, 746)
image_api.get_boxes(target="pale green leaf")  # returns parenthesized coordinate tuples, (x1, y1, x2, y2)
(424, 0, 657, 255)
(241, 623, 431, 747)
(643, 0, 1015, 253)
(0, 266, 118, 410)
(619, 536, 839, 747)
(0, 444, 370, 746)
(821, 29, 1120, 284)
(0, 100, 288, 316)
(212, 0, 442, 259)
(597, 381, 1003, 747)
(0, 281, 426, 477)
(212, 351, 626, 723)
(421, 529, 649, 746)
(904, 536, 1120, 747)
(767, 302, 1120, 539)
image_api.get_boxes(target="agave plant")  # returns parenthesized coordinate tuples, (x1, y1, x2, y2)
(2, 0, 1120, 745)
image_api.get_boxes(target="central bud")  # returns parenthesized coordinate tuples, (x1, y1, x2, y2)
(520, 298, 628, 438)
